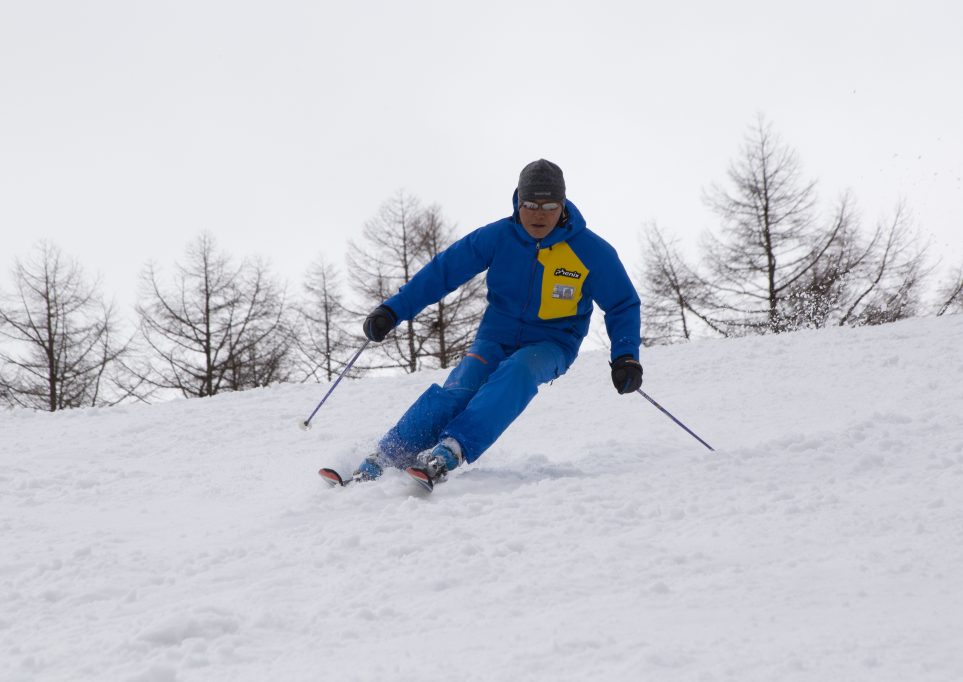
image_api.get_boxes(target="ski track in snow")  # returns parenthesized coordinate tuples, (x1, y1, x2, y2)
(2, 316, 963, 681)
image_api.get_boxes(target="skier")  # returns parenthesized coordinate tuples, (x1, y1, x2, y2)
(335, 159, 642, 490)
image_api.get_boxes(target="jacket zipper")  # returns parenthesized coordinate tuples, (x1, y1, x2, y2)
(516, 240, 541, 347)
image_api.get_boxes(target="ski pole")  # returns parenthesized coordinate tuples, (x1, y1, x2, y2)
(299, 340, 371, 430)
(637, 388, 715, 452)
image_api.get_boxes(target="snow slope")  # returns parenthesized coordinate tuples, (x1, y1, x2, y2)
(2, 316, 962, 682)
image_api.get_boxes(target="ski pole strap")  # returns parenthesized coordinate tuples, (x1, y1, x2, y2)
(636, 388, 715, 452)
(303, 340, 371, 428)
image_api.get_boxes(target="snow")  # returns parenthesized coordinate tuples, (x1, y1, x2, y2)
(2, 315, 963, 681)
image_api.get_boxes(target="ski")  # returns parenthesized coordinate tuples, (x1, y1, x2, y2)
(406, 467, 435, 493)
(320, 465, 439, 493)
(318, 468, 351, 487)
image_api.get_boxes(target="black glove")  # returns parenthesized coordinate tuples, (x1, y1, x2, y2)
(610, 355, 643, 394)
(362, 305, 397, 342)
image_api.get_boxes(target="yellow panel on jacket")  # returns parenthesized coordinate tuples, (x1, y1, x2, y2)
(537, 242, 589, 320)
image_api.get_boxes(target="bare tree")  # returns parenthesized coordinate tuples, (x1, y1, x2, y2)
(221, 258, 295, 390)
(701, 116, 856, 334)
(346, 191, 424, 372)
(637, 222, 719, 344)
(346, 192, 485, 372)
(135, 234, 292, 398)
(835, 204, 928, 326)
(293, 256, 354, 382)
(935, 263, 963, 316)
(412, 205, 486, 368)
(0, 242, 135, 410)
(675, 116, 930, 336)
(774, 194, 868, 330)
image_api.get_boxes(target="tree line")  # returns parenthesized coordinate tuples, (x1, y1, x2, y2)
(0, 193, 486, 410)
(2, 119, 961, 411)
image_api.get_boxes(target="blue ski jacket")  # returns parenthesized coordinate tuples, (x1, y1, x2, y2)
(384, 193, 641, 366)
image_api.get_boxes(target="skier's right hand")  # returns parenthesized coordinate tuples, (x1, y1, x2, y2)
(363, 305, 397, 342)
(610, 355, 643, 394)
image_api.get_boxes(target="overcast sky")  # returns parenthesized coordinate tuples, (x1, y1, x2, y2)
(2, 0, 961, 313)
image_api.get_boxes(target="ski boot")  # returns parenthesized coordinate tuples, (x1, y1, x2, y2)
(319, 455, 383, 487)
(406, 438, 463, 493)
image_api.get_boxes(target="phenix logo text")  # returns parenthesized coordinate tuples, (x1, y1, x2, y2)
(554, 267, 582, 279)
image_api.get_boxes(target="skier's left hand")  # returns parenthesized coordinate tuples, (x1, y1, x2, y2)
(610, 355, 643, 394)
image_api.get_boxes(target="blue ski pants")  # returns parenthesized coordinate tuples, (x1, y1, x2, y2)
(378, 339, 570, 467)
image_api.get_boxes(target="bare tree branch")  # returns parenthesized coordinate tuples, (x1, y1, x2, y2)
(936, 263, 963, 316)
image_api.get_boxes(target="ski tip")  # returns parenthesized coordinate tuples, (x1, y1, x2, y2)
(405, 467, 434, 493)
(318, 468, 346, 487)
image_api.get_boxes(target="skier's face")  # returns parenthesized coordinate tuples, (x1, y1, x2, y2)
(518, 200, 563, 240)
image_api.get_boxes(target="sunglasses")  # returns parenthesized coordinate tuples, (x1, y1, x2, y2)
(519, 200, 563, 211)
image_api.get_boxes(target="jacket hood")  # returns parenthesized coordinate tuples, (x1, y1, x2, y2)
(510, 189, 586, 247)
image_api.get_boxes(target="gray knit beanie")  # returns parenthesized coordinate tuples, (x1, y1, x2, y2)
(517, 159, 566, 202)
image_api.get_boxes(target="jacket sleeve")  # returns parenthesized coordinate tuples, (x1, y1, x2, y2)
(383, 225, 496, 322)
(584, 238, 641, 361)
